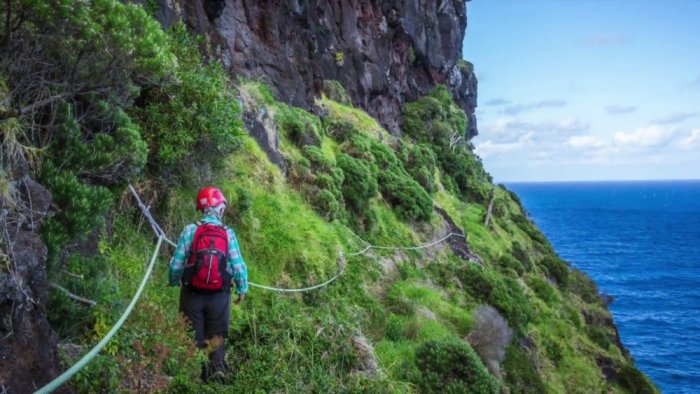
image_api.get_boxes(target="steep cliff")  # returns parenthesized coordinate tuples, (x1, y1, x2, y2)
(151, 0, 478, 138)
(0, 1, 658, 393)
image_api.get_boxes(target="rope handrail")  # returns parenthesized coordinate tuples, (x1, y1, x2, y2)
(35, 236, 165, 394)
(127, 185, 465, 293)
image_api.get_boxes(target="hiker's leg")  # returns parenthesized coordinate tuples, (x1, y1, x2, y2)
(179, 287, 206, 348)
(204, 291, 231, 372)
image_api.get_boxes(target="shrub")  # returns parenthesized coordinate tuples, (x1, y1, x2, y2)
(399, 142, 437, 193)
(136, 22, 242, 177)
(378, 170, 432, 222)
(467, 305, 513, 377)
(324, 118, 358, 142)
(412, 339, 500, 394)
(569, 268, 600, 304)
(540, 256, 570, 290)
(39, 163, 113, 264)
(440, 150, 491, 203)
(503, 345, 547, 394)
(618, 365, 657, 394)
(402, 85, 466, 146)
(322, 80, 352, 106)
(496, 254, 525, 276)
(49, 107, 148, 185)
(459, 265, 532, 331)
(526, 275, 559, 305)
(585, 326, 612, 349)
(337, 154, 377, 213)
(511, 241, 531, 270)
(276, 104, 321, 147)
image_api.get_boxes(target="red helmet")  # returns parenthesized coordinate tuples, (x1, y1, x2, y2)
(196, 187, 227, 211)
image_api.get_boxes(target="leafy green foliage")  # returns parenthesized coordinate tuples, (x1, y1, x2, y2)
(458, 265, 533, 331)
(138, 23, 242, 176)
(585, 325, 612, 349)
(618, 365, 658, 394)
(337, 153, 377, 213)
(49, 107, 147, 184)
(402, 85, 466, 146)
(39, 163, 113, 263)
(540, 256, 570, 290)
(526, 275, 559, 305)
(378, 170, 433, 221)
(399, 142, 437, 193)
(276, 104, 322, 147)
(412, 339, 500, 394)
(503, 345, 547, 394)
(322, 80, 352, 106)
(401, 86, 491, 203)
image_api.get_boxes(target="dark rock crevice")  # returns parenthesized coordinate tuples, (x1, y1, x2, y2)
(0, 176, 69, 393)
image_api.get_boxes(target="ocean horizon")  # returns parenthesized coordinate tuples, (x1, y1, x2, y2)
(507, 180, 700, 393)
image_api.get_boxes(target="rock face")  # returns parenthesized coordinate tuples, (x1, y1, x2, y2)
(0, 176, 67, 393)
(153, 0, 478, 137)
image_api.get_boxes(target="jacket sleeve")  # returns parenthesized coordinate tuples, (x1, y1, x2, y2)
(227, 227, 248, 294)
(168, 224, 196, 286)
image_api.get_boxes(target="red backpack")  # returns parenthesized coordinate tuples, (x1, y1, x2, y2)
(183, 223, 231, 292)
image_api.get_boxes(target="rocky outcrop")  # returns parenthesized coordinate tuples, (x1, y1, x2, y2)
(435, 206, 483, 264)
(150, 0, 478, 137)
(0, 177, 66, 393)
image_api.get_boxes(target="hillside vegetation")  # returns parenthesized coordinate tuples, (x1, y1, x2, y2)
(0, 1, 656, 393)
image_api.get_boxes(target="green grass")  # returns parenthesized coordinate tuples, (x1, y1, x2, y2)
(54, 79, 654, 393)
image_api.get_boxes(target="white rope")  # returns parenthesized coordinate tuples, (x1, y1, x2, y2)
(128, 185, 465, 293)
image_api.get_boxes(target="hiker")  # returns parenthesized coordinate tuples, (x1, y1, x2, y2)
(168, 186, 248, 382)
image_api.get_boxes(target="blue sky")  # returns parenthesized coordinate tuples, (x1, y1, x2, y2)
(463, 1, 700, 182)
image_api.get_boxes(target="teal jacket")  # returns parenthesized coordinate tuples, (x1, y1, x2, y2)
(168, 215, 248, 294)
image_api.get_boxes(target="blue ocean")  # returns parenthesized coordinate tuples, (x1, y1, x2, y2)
(507, 180, 700, 393)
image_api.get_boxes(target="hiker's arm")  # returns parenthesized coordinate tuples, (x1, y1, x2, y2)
(168, 224, 196, 286)
(227, 228, 248, 295)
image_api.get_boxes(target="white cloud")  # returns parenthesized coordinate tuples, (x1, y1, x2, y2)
(475, 132, 534, 159)
(484, 117, 589, 134)
(556, 117, 591, 133)
(568, 135, 606, 149)
(680, 129, 700, 149)
(613, 125, 677, 148)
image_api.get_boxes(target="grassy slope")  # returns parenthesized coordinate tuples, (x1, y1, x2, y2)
(57, 82, 655, 393)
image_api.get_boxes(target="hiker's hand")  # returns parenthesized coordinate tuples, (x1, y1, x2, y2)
(235, 294, 245, 304)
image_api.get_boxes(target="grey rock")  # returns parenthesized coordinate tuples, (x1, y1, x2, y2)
(155, 0, 478, 137)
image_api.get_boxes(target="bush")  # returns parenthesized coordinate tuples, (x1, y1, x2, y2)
(137, 22, 242, 177)
(585, 326, 612, 349)
(412, 339, 500, 394)
(526, 275, 559, 305)
(39, 163, 113, 264)
(337, 154, 377, 213)
(496, 254, 525, 276)
(540, 256, 570, 290)
(277, 104, 321, 147)
(399, 142, 437, 193)
(503, 345, 547, 394)
(618, 365, 657, 394)
(322, 80, 352, 106)
(459, 265, 532, 331)
(378, 170, 433, 222)
(402, 86, 466, 146)
(569, 268, 600, 304)
(440, 150, 491, 203)
(467, 305, 513, 377)
(324, 118, 358, 142)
